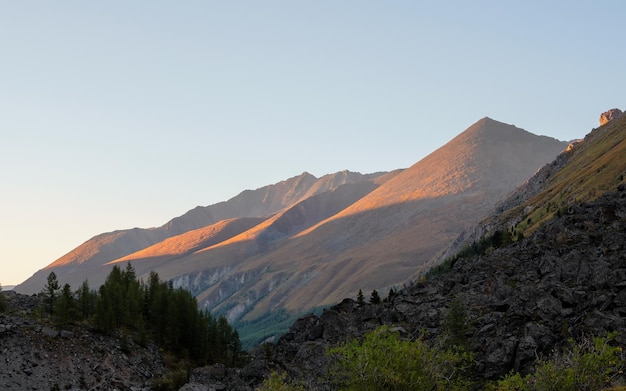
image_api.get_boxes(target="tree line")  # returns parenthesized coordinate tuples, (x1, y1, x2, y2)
(41, 263, 243, 367)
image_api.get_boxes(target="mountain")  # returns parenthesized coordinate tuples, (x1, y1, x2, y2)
(16, 117, 568, 346)
(177, 112, 626, 390)
(185, 118, 567, 321)
(437, 109, 626, 264)
(15, 170, 391, 293)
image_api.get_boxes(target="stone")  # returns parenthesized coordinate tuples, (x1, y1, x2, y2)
(178, 384, 209, 391)
(599, 108, 623, 126)
(41, 326, 58, 338)
(60, 330, 74, 338)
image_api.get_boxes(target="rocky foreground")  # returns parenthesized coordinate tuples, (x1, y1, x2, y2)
(4, 187, 626, 390)
(0, 292, 165, 391)
(180, 187, 626, 390)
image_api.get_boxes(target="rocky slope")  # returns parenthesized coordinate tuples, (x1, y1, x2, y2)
(436, 108, 626, 266)
(177, 110, 626, 390)
(0, 291, 165, 390)
(181, 184, 626, 390)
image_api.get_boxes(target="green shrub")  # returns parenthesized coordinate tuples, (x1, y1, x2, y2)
(151, 368, 188, 391)
(259, 371, 305, 391)
(493, 332, 625, 391)
(442, 295, 471, 351)
(328, 325, 474, 391)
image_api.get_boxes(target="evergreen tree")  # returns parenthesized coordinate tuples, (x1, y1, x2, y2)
(43, 271, 61, 315)
(122, 263, 142, 329)
(385, 288, 396, 303)
(76, 279, 96, 320)
(369, 289, 381, 304)
(356, 289, 365, 307)
(95, 284, 115, 334)
(443, 295, 471, 351)
(55, 283, 77, 326)
(229, 329, 244, 366)
(86, 266, 243, 367)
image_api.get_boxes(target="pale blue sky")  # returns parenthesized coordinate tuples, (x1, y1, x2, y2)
(1, 1, 624, 286)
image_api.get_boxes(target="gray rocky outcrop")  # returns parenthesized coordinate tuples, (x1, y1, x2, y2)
(0, 293, 164, 390)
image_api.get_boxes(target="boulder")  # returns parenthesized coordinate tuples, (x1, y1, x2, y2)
(599, 108, 623, 126)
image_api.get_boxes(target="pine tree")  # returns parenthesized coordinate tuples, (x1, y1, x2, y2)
(76, 279, 96, 320)
(43, 271, 61, 315)
(81, 266, 244, 367)
(55, 283, 77, 326)
(386, 288, 396, 303)
(357, 289, 365, 307)
(370, 289, 381, 305)
(122, 263, 142, 329)
(443, 295, 470, 351)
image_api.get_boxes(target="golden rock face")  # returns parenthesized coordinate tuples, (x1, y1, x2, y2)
(599, 108, 623, 126)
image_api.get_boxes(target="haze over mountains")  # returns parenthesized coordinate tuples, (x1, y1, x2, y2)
(16, 117, 569, 340)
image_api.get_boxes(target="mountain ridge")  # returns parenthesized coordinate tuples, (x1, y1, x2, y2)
(435, 112, 626, 265)
(200, 109, 626, 390)
(15, 117, 569, 347)
(15, 170, 388, 293)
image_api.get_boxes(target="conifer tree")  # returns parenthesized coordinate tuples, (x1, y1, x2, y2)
(43, 271, 61, 315)
(55, 283, 77, 326)
(357, 289, 365, 307)
(386, 288, 396, 303)
(87, 265, 244, 367)
(370, 289, 381, 304)
(76, 279, 96, 320)
(443, 295, 470, 351)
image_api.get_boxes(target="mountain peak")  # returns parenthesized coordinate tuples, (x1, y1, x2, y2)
(296, 171, 316, 179)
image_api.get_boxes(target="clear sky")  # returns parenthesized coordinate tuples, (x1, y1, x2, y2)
(1, 1, 624, 286)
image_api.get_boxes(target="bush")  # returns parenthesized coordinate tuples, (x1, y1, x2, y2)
(259, 371, 305, 391)
(443, 295, 471, 351)
(328, 325, 474, 391)
(493, 332, 625, 391)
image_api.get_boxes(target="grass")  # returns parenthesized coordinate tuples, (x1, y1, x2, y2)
(510, 116, 626, 239)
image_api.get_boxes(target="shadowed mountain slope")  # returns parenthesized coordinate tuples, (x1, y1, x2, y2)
(15, 117, 568, 347)
(15, 171, 390, 293)
(111, 217, 267, 264)
(134, 118, 568, 328)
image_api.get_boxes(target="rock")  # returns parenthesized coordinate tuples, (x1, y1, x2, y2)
(223, 188, 626, 388)
(0, 296, 165, 391)
(60, 330, 74, 338)
(179, 384, 209, 391)
(514, 335, 538, 372)
(41, 326, 58, 338)
(599, 108, 623, 126)
(189, 364, 226, 384)
(483, 337, 519, 379)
